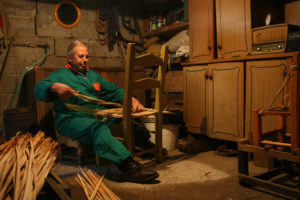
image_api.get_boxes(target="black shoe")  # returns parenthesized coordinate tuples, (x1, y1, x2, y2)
(119, 159, 159, 183)
(136, 139, 155, 150)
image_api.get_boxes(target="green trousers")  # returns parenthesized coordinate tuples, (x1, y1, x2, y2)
(56, 116, 149, 164)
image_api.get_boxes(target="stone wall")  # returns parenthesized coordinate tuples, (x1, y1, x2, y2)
(0, 0, 143, 133)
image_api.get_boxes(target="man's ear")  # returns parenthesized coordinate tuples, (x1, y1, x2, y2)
(67, 54, 72, 62)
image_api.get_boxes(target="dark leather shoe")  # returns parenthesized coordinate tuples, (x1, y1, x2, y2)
(136, 139, 155, 149)
(119, 159, 159, 183)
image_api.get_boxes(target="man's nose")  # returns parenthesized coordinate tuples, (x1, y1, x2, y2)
(82, 56, 88, 62)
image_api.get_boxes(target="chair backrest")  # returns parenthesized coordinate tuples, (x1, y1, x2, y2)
(122, 43, 168, 151)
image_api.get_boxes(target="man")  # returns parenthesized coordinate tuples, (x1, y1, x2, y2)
(34, 40, 159, 183)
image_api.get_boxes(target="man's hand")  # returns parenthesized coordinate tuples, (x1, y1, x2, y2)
(50, 83, 75, 101)
(131, 97, 146, 113)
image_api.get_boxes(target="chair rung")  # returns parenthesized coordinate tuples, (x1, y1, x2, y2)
(261, 140, 291, 147)
(134, 78, 160, 90)
(285, 133, 291, 137)
(115, 137, 124, 141)
(259, 111, 291, 116)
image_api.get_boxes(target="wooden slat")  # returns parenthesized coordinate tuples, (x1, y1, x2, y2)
(261, 140, 291, 147)
(238, 174, 300, 199)
(133, 78, 160, 90)
(259, 111, 291, 116)
(134, 53, 162, 67)
(45, 177, 72, 200)
(238, 144, 300, 163)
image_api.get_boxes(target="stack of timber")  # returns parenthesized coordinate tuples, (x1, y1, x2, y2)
(76, 168, 120, 200)
(0, 131, 58, 200)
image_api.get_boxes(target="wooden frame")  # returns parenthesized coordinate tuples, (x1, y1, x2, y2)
(123, 43, 168, 162)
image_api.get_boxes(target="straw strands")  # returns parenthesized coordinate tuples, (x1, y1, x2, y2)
(75, 168, 120, 200)
(65, 103, 156, 118)
(0, 131, 58, 200)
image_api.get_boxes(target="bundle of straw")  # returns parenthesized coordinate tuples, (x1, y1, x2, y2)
(0, 131, 58, 200)
(65, 103, 157, 118)
(75, 168, 120, 200)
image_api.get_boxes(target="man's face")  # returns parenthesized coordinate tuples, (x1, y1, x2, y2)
(68, 45, 89, 73)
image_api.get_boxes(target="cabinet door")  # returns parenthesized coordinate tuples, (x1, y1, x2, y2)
(215, 0, 251, 58)
(189, 0, 214, 62)
(208, 62, 244, 141)
(183, 65, 208, 134)
(245, 60, 288, 139)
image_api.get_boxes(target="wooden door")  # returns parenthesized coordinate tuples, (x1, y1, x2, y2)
(207, 62, 244, 141)
(189, 0, 214, 62)
(215, 0, 251, 58)
(245, 59, 288, 139)
(183, 65, 208, 134)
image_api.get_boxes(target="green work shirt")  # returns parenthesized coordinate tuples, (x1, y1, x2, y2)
(34, 67, 124, 128)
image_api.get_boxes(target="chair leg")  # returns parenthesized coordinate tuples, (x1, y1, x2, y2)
(252, 109, 262, 146)
(155, 112, 163, 162)
(95, 155, 100, 166)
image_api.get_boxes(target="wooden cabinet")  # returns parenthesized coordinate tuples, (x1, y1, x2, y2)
(215, 0, 251, 58)
(189, 0, 251, 61)
(208, 62, 244, 141)
(189, 0, 214, 62)
(183, 65, 208, 134)
(245, 59, 289, 138)
(183, 53, 300, 141)
(183, 62, 244, 141)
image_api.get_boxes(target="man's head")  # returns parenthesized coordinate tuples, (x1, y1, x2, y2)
(67, 40, 89, 73)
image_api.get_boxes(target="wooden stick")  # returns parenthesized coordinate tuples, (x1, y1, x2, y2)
(13, 144, 21, 200)
(74, 93, 122, 108)
(77, 173, 91, 199)
(88, 176, 104, 200)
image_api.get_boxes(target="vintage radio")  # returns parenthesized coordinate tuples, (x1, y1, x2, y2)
(251, 24, 288, 54)
(251, 24, 299, 54)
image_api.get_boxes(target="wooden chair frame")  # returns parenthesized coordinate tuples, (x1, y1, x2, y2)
(252, 69, 300, 151)
(123, 43, 168, 162)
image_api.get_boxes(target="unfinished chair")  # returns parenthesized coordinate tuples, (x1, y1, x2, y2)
(123, 43, 168, 162)
(252, 108, 291, 149)
(251, 69, 300, 152)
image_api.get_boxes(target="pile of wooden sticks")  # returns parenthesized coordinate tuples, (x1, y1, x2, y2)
(76, 168, 120, 200)
(0, 131, 58, 200)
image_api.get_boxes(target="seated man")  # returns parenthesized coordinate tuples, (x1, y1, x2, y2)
(34, 40, 158, 183)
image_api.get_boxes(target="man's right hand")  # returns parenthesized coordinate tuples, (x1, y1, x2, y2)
(50, 83, 75, 101)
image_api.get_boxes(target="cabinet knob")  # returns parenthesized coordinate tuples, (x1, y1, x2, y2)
(217, 45, 222, 50)
(208, 46, 212, 51)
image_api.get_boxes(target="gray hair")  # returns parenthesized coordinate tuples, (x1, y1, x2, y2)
(67, 40, 87, 58)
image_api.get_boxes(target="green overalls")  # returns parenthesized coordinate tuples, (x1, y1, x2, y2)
(34, 65, 149, 164)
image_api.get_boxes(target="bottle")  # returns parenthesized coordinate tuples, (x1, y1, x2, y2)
(149, 15, 154, 31)
(152, 16, 157, 30)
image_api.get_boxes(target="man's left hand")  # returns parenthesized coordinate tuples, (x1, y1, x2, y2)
(131, 97, 146, 113)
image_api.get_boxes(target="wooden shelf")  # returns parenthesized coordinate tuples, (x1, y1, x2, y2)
(143, 21, 189, 38)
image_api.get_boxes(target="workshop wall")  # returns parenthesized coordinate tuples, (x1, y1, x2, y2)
(0, 0, 143, 128)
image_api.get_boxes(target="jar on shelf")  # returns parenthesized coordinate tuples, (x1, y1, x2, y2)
(157, 16, 163, 28)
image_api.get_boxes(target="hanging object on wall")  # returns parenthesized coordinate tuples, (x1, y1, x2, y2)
(54, 0, 81, 28)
